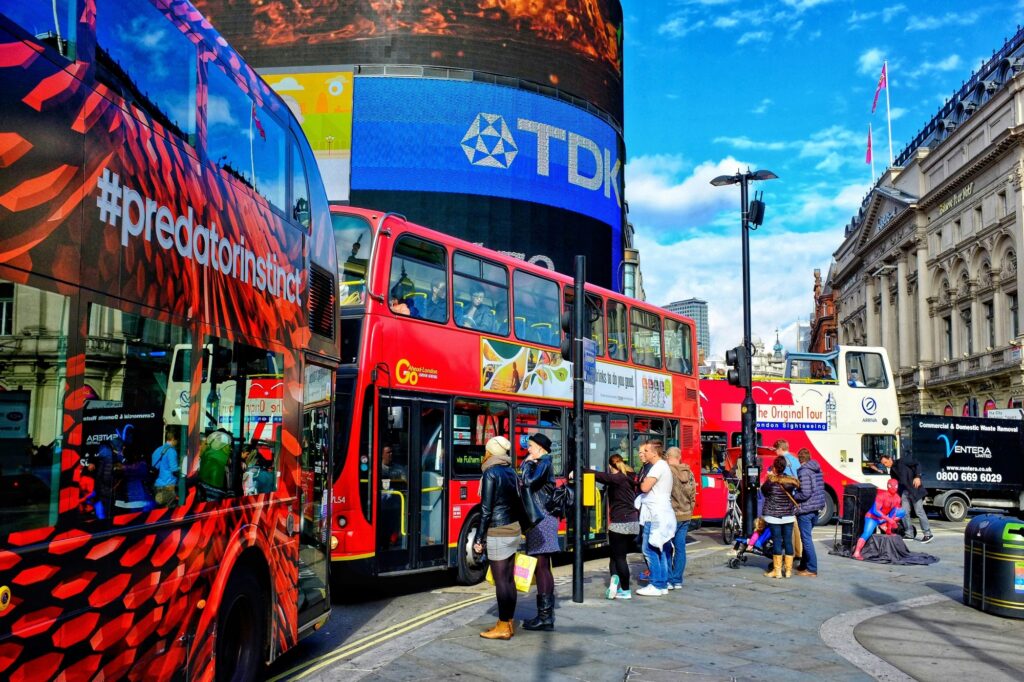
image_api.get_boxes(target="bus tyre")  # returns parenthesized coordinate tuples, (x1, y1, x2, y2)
(814, 493, 836, 527)
(216, 569, 267, 682)
(456, 512, 487, 586)
(943, 495, 968, 522)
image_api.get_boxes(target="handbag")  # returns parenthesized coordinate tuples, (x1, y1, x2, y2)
(486, 553, 538, 593)
(517, 476, 543, 530)
(547, 482, 574, 519)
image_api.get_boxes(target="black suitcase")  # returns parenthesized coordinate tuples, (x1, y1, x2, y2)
(840, 483, 880, 550)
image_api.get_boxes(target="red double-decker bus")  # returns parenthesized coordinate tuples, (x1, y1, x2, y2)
(0, 2, 339, 679)
(328, 206, 701, 583)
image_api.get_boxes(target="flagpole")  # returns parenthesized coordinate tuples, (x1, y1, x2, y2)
(885, 60, 893, 167)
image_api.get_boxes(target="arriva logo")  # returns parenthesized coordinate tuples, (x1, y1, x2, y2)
(937, 434, 992, 458)
(861, 396, 877, 415)
(461, 113, 621, 206)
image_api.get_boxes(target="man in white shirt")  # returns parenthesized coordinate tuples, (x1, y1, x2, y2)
(636, 440, 677, 596)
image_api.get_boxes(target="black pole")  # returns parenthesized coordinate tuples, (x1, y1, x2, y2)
(739, 176, 758, 540)
(572, 255, 586, 603)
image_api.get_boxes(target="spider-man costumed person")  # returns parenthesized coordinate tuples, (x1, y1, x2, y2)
(853, 479, 906, 560)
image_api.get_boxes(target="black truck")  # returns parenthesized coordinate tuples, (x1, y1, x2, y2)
(900, 414, 1024, 521)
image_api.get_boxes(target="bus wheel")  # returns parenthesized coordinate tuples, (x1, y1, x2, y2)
(814, 493, 836, 527)
(456, 512, 487, 585)
(216, 569, 267, 682)
(943, 495, 968, 522)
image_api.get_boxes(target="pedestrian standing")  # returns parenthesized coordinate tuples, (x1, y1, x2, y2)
(791, 448, 824, 577)
(665, 446, 696, 590)
(760, 456, 800, 579)
(520, 433, 558, 631)
(881, 454, 933, 543)
(635, 440, 676, 596)
(151, 426, 180, 508)
(473, 436, 522, 640)
(585, 454, 638, 599)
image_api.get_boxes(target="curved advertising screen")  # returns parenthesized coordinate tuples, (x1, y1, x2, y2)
(351, 77, 623, 233)
(194, 0, 624, 124)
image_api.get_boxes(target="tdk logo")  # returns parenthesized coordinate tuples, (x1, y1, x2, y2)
(938, 434, 992, 458)
(461, 113, 621, 206)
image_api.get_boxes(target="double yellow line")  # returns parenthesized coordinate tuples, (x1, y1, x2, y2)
(270, 594, 491, 681)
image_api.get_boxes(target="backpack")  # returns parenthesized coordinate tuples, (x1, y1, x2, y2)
(670, 463, 696, 519)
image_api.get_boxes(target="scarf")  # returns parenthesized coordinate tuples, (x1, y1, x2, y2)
(481, 450, 512, 473)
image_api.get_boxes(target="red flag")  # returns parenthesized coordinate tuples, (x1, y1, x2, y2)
(251, 102, 266, 141)
(871, 62, 887, 114)
(866, 125, 873, 164)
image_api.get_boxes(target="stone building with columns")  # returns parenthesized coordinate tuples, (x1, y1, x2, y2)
(832, 29, 1024, 416)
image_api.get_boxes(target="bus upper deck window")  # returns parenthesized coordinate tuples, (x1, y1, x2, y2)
(607, 300, 627, 361)
(96, 0, 197, 144)
(3, 1, 77, 60)
(291, 140, 311, 229)
(845, 351, 888, 389)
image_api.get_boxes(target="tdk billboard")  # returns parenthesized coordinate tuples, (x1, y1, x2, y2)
(351, 78, 623, 232)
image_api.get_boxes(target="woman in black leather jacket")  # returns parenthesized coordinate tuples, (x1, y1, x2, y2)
(520, 433, 558, 631)
(473, 436, 521, 640)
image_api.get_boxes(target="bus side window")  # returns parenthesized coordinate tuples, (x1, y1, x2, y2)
(846, 351, 888, 389)
(607, 300, 628, 362)
(83, 304, 190, 519)
(0, 282, 70, 534)
(291, 138, 311, 229)
(2, 1, 78, 60)
(95, 0, 198, 145)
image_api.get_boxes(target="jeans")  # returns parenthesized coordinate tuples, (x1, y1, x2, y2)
(901, 492, 932, 534)
(768, 522, 794, 556)
(795, 513, 817, 573)
(641, 522, 670, 589)
(667, 521, 690, 586)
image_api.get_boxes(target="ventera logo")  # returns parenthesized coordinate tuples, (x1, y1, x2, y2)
(938, 434, 992, 458)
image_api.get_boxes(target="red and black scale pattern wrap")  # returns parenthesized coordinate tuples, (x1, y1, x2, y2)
(0, 1, 329, 679)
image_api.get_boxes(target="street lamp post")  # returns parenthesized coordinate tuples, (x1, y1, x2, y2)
(710, 168, 778, 539)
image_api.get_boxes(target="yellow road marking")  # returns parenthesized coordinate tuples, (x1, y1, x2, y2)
(270, 594, 491, 681)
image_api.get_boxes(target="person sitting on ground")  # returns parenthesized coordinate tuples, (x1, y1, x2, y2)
(853, 479, 906, 560)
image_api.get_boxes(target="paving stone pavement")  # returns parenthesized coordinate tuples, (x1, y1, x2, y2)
(316, 521, 1024, 681)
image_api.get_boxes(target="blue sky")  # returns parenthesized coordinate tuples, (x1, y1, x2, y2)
(623, 0, 1024, 361)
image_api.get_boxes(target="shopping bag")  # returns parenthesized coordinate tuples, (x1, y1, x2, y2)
(485, 566, 494, 585)
(513, 553, 538, 593)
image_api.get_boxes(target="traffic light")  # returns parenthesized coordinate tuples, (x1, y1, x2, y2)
(726, 345, 750, 388)
(560, 310, 573, 362)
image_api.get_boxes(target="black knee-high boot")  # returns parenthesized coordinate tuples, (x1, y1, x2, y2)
(522, 593, 555, 631)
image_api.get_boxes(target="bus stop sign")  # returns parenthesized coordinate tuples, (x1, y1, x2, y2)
(582, 338, 597, 384)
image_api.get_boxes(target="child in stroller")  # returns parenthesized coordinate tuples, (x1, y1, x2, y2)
(728, 517, 775, 569)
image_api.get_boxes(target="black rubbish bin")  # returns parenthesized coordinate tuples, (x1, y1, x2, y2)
(963, 514, 1024, 618)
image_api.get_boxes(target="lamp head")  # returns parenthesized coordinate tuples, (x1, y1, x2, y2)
(751, 169, 778, 181)
(710, 174, 739, 187)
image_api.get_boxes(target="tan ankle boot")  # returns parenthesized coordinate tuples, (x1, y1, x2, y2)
(783, 555, 794, 578)
(763, 555, 782, 578)
(480, 620, 514, 640)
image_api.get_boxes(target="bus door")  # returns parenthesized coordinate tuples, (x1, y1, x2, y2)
(586, 413, 608, 541)
(377, 396, 448, 572)
(297, 363, 334, 627)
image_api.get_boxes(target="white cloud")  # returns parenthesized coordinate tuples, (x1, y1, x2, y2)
(858, 48, 885, 75)
(714, 16, 740, 28)
(738, 30, 771, 45)
(636, 225, 844, 360)
(849, 4, 907, 27)
(907, 11, 979, 31)
(658, 17, 706, 38)
(625, 155, 747, 228)
(814, 152, 844, 173)
(713, 135, 789, 151)
(908, 54, 962, 79)
(270, 76, 304, 92)
(889, 107, 907, 120)
(752, 98, 773, 114)
(781, 0, 835, 10)
(207, 95, 237, 126)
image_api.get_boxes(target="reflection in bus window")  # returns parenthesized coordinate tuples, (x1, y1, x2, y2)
(664, 318, 692, 374)
(607, 300, 628, 361)
(563, 289, 604, 356)
(786, 357, 837, 383)
(291, 139, 311, 228)
(631, 417, 665, 471)
(514, 406, 562, 473)
(96, 0, 196, 143)
(846, 351, 888, 388)
(3, 0, 77, 59)
(389, 236, 446, 321)
(514, 271, 559, 346)
(861, 434, 898, 475)
(83, 304, 189, 518)
(631, 308, 662, 369)
(701, 431, 727, 472)
(333, 212, 372, 307)
(0, 283, 69, 533)
(452, 399, 510, 477)
(207, 62, 286, 209)
(454, 252, 507, 334)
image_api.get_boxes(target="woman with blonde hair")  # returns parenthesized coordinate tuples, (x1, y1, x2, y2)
(584, 453, 639, 599)
(473, 436, 522, 639)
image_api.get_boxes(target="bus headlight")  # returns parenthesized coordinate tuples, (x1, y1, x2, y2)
(330, 535, 339, 551)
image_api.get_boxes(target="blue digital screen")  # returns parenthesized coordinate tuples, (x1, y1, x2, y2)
(351, 78, 623, 232)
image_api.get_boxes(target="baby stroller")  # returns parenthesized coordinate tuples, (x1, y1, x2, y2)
(728, 517, 775, 569)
